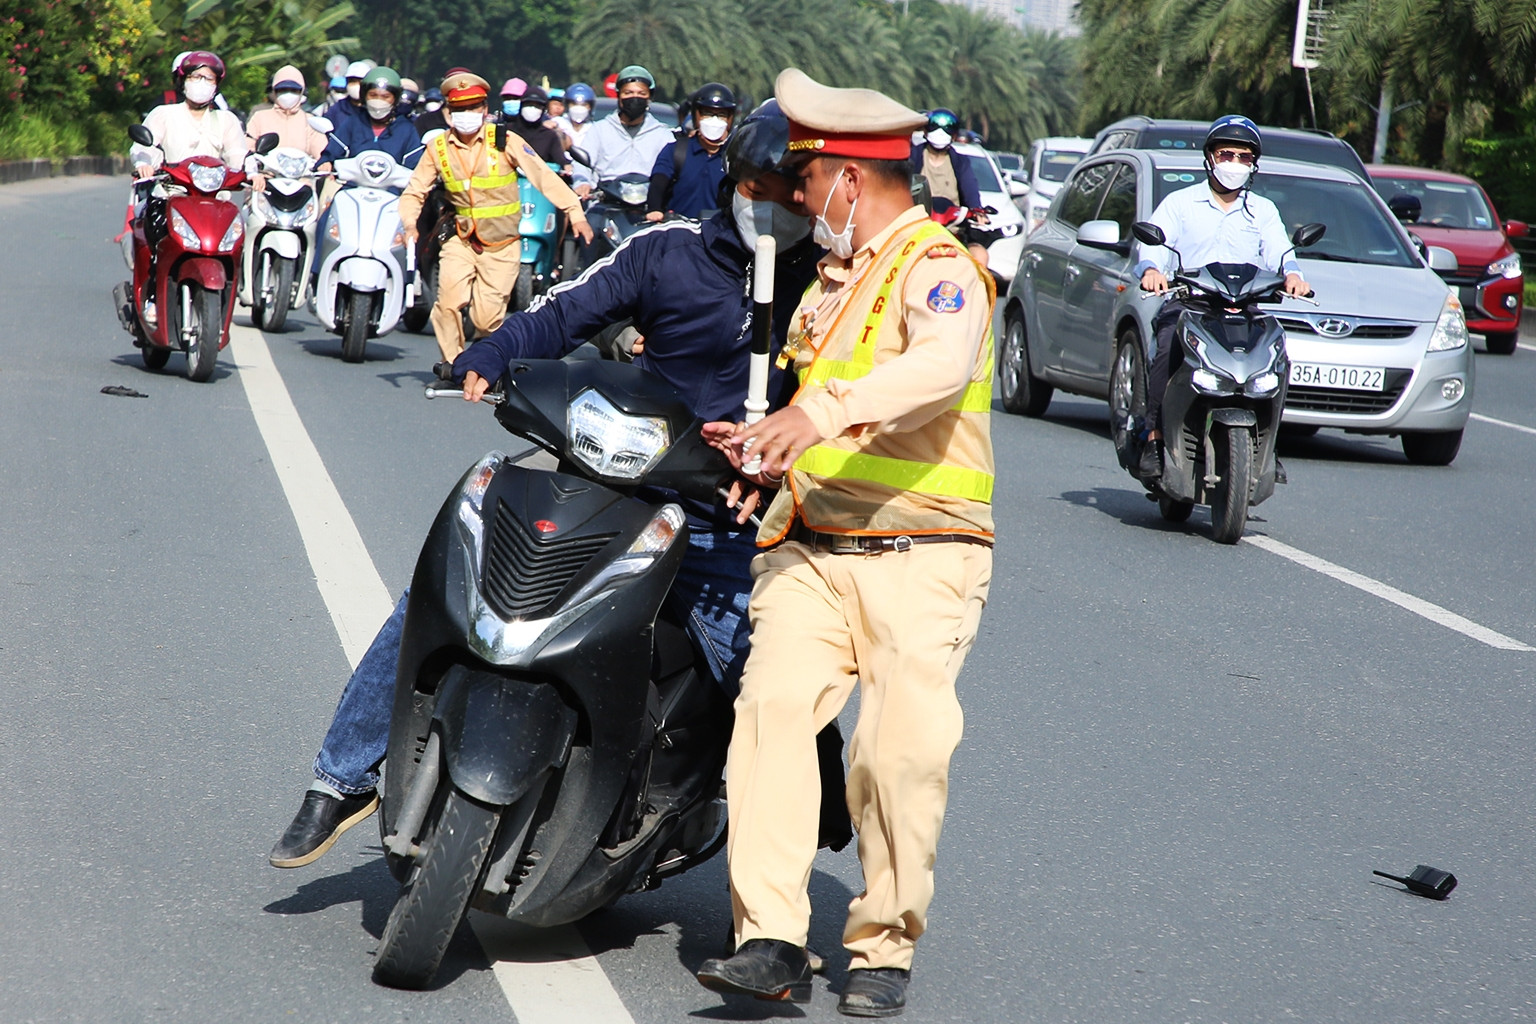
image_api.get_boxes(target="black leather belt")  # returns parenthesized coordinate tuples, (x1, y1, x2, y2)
(787, 522, 992, 554)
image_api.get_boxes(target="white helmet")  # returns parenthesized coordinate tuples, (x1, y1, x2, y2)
(345, 60, 375, 80)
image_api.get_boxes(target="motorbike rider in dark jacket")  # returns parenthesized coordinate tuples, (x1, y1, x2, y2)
(647, 82, 735, 221)
(507, 85, 572, 170)
(268, 100, 850, 877)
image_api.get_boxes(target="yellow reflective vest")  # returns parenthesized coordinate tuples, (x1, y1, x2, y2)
(432, 126, 522, 247)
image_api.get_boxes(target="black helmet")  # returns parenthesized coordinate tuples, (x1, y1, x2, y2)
(722, 98, 790, 187)
(1204, 114, 1262, 159)
(693, 82, 737, 113)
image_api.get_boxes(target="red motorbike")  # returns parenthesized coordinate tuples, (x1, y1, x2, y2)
(114, 126, 277, 381)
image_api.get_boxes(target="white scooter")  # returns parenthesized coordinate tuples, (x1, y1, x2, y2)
(312, 147, 418, 362)
(237, 145, 321, 332)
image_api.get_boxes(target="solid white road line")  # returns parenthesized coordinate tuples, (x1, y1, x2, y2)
(1470, 411, 1536, 436)
(1245, 534, 1534, 652)
(1516, 342, 1535, 353)
(228, 321, 635, 1023)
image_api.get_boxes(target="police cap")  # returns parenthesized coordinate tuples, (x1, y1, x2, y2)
(441, 71, 490, 108)
(775, 68, 925, 161)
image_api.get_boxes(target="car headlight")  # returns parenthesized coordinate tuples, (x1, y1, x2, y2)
(1192, 368, 1235, 394)
(218, 216, 243, 252)
(189, 163, 226, 194)
(1488, 252, 1522, 280)
(564, 503, 686, 606)
(998, 222, 1021, 237)
(169, 208, 202, 251)
(1245, 371, 1281, 397)
(567, 389, 671, 480)
(1427, 293, 1470, 352)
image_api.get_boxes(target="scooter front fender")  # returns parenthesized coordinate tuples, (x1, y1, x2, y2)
(260, 230, 302, 260)
(177, 256, 228, 292)
(434, 667, 577, 806)
(1210, 407, 1257, 428)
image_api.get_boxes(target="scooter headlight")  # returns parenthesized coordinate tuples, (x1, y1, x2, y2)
(1192, 368, 1235, 395)
(1245, 371, 1281, 397)
(568, 389, 671, 480)
(218, 216, 244, 252)
(564, 503, 686, 606)
(189, 163, 226, 194)
(1427, 293, 1469, 352)
(619, 180, 649, 206)
(169, 208, 202, 251)
(455, 451, 508, 560)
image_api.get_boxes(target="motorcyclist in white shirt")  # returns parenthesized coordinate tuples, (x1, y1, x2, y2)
(130, 51, 248, 177)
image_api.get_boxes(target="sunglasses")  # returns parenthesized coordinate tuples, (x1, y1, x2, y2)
(1213, 149, 1257, 165)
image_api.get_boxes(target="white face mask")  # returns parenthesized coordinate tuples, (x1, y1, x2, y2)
(424, 100, 443, 113)
(520, 105, 543, 123)
(568, 104, 590, 124)
(1211, 160, 1252, 191)
(183, 79, 217, 106)
(366, 98, 394, 121)
(811, 167, 857, 260)
(698, 116, 730, 143)
(732, 190, 811, 250)
(275, 92, 303, 110)
(346, 81, 361, 101)
(926, 129, 952, 150)
(451, 111, 485, 135)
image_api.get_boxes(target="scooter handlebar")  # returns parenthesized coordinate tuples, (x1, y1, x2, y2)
(423, 385, 505, 405)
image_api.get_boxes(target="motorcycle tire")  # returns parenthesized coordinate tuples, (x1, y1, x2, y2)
(511, 266, 534, 313)
(1108, 332, 1147, 469)
(372, 788, 501, 991)
(261, 257, 296, 333)
(141, 345, 171, 370)
(250, 253, 268, 327)
(999, 311, 1052, 416)
(1209, 425, 1253, 544)
(340, 288, 371, 363)
(558, 237, 580, 285)
(1158, 496, 1194, 523)
(182, 284, 222, 383)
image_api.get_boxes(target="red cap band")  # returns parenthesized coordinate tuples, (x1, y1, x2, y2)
(446, 85, 488, 106)
(787, 121, 910, 160)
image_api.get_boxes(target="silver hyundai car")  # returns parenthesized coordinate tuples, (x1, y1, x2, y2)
(994, 150, 1474, 465)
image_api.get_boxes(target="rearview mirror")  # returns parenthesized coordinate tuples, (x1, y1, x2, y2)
(1007, 177, 1028, 198)
(1505, 219, 1529, 238)
(1426, 245, 1459, 272)
(307, 114, 334, 135)
(1076, 219, 1128, 254)
(1291, 222, 1326, 248)
(569, 146, 593, 169)
(1131, 221, 1165, 247)
(253, 132, 280, 156)
(128, 123, 155, 147)
(1387, 193, 1421, 224)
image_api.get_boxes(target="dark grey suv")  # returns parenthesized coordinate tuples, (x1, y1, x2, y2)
(1088, 115, 1369, 182)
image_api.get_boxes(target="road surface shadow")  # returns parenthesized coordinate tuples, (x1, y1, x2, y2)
(108, 350, 235, 382)
(293, 334, 409, 363)
(1275, 429, 1409, 465)
(377, 368, 437, 389)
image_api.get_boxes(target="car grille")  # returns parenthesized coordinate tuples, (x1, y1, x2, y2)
(1285, 368, 1413, 415)
(482, 499, 617, 620)
(1277, 317, 1417, 339)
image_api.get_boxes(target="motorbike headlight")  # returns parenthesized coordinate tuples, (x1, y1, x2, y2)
(619, 181, 648, 206)
(565, 503, 686, 606)
(189, 163, 226, 194)
(567, 389, 671, 480)
(169, 208, 202, 251)
(1192, 368, 1234, 394)
(218, 217, 243, 252)
(273, 152, 311, 179)
(1245, 371, 1281, 397)
(1427, 293, 1470, 352)
(455, 451, 508, 559)
(1488, 252, 1522, 280)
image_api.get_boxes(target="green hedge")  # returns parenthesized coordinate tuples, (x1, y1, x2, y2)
(0, 107, 125, 161)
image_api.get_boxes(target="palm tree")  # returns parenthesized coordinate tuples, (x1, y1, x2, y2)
(567, 0, 736, 101)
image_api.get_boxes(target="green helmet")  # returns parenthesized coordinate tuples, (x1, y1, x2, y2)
(616, 64, 655, 89)
(362, 66, 402, 97)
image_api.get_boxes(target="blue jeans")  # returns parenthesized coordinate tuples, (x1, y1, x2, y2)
(311, 527, 759, 793)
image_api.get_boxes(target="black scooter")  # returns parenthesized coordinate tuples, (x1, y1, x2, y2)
(373, 359, 738, 989)
(1110, 220, 1324, 543)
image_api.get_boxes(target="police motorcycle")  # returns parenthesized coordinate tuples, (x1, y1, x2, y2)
(1106, 219, 1324, 544)
(115, 126, 279, 382)
(311, 121, 422, 362)
(237, 146, 322, 332)
(370, 359, 740, 989)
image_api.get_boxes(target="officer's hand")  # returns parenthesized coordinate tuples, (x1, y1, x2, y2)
(1141, 268, 1169, 294)
(644, 211, 664, 223)
(1284, 272, 1309, 297)
(571, 219, 594, 245)
(462, 371, 491, 402)
(731, 407, 822, 478)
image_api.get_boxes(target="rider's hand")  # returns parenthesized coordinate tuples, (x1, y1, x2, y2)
(644, 211, 664, 223)
(134, 164, 154, 180)
(575, 183, 591, 200)
(405, 229, 419, 246)
(571, 219, 595, 245)
(972, 210, 990, 226)
(1283, 272, 1309, 297)
(1141, 268, 1169, 294)
(462, 371, 491, 402)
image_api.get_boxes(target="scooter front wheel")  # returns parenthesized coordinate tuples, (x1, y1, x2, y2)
(1209, 425, 1254, 544)
(141, 345, 171, 370)
(258, 256, 296, 333)
(180, 284, 222, 383)
(340, 288, 371, 363)
(373, 788, 501, 990)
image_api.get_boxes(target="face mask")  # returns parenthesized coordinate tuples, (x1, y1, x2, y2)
(568, 104, 590, 124)
(346, 81, 361, 101)
(329, 90, 346, 105)
(698, 116, 729, 143)
(183, 79, 217, 106)
(424, 100, 443, 113)
(1211, 160, 1252, 191)
(733, 190, 811, 250)
(451, 111, 485, 135)
(520, 105, 543, 124)
(926, 128, 952, 150)
(618, 96, 648, 119)
(366, 98, 394, 121)
(275, 91, 303, 110)
(503, 100, 518, 116)
(811, 167, 857, 260)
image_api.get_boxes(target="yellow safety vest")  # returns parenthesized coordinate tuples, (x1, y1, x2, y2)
(433, 126, 522, 246)
(759, 219, 997, 544)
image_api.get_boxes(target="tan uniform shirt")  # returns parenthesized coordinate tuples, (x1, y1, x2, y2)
(398, 128, 587, 244)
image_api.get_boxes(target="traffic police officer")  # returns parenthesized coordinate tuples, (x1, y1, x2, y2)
(695, 69, 996, 1018)
(398, 71, 593, 363)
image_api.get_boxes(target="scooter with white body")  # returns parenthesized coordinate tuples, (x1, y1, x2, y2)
(238, 145, 321, 332)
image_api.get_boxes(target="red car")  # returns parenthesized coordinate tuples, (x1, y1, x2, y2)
(1368, 164, 1527, 354)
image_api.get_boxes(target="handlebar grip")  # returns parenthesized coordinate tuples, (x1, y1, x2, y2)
(433, 361, 455, 381)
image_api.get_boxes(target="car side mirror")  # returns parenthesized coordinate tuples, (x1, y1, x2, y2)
(1426, 245, 1459, 272)
(128, 123, 155, 147)
(1505, 219, 1529, 238)
(1077, 218, 1129, 255)
(253, 132, 280, 156)
(307, 114, 334, 135)
(1131, 220, 1165, 247)
(1291, 222, 1326, 248)
(1387, 193, 1421, 224)
(1007, 177, 1028, 198)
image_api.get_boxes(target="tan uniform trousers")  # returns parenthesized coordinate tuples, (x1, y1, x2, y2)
(727, 538, 991, 971)
(430, 233, 522, 362)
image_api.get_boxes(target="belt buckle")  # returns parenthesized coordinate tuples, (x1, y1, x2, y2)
(892, 535, 913, 553)
(828, 533, 863, 554)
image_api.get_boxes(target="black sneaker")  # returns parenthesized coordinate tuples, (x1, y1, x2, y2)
(838, 967, 910, 1018)
(268, 788, 379, 868)
(1138, 438, 1164, 480)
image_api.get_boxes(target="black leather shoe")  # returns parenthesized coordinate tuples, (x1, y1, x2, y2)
(1138, 438, 1164, 480)
(697, 938, 812, 1003)
(268, 788, 379, 868)
(838, 967, 910, 1017)
(720, 923, 826, 975)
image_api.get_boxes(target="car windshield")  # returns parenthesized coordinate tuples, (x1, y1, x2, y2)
(1151, 171, 1419, 268)
(960, 152, 1003, 192)
(1372, 176, 1496, 230)
(1137, 127, 1364, 176)
(994, 152, 1024, 172)
(1039, 150, 1082, 182)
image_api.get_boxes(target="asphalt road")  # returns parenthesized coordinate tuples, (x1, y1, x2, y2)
(3, 175, 1534, 1023)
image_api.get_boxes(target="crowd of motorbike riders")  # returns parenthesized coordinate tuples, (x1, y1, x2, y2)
(116, 49, 1004, 377)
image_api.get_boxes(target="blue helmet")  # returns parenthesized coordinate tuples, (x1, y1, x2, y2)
(1205, 114, 1262, 159)
(565, 82, 596, 106)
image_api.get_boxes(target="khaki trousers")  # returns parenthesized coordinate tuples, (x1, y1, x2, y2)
(430, 234, 522, 362)
(726, 539, 991, 971)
